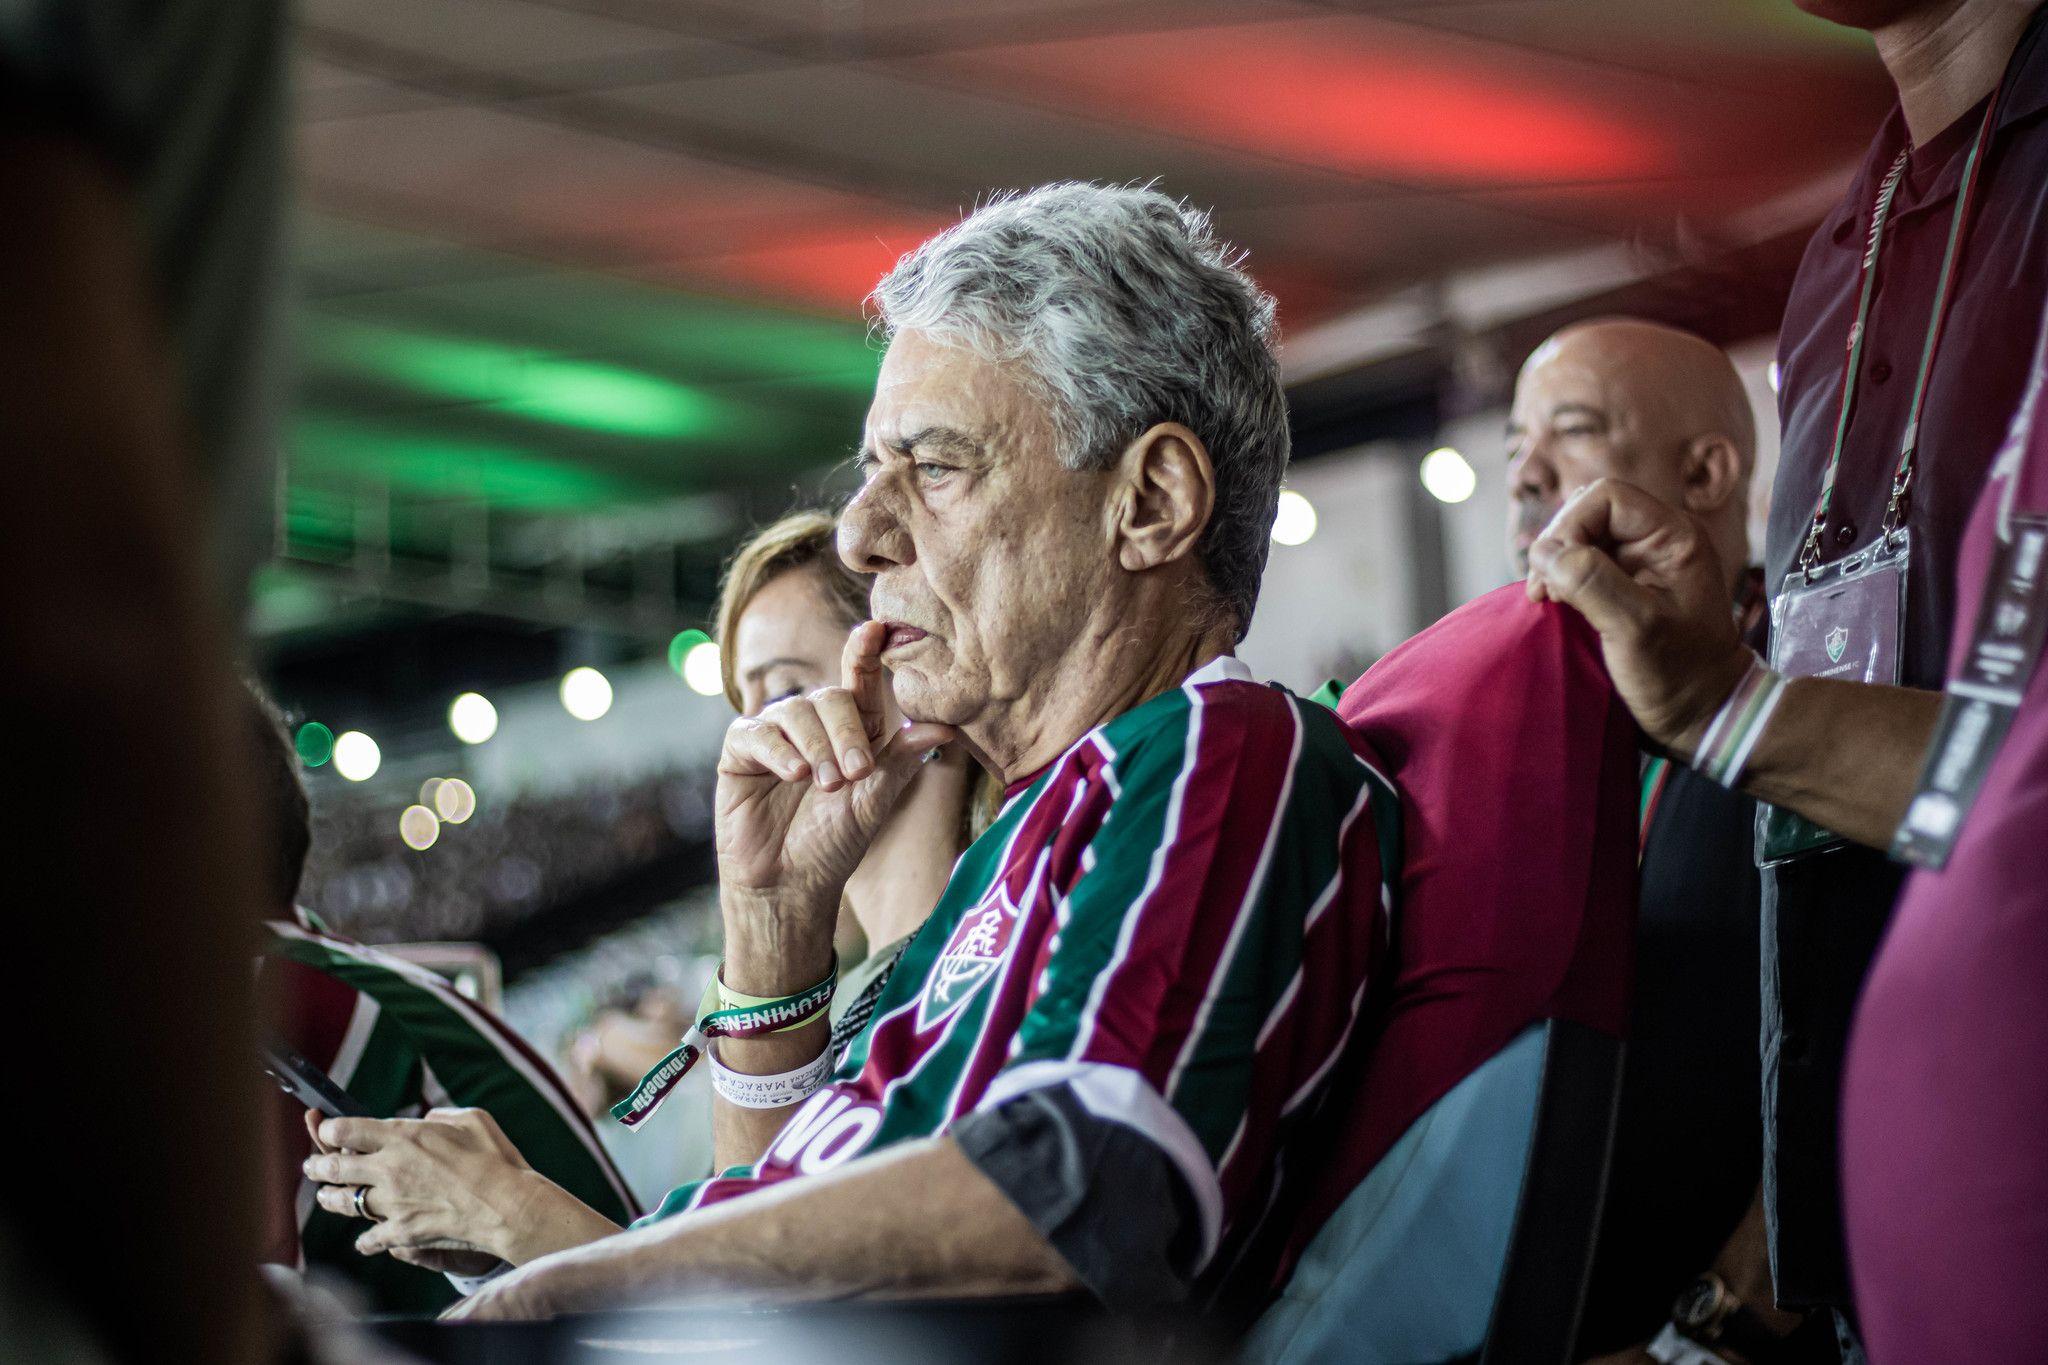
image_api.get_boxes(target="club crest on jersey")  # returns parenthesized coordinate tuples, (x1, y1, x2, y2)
(919, 885, 1020, 1030)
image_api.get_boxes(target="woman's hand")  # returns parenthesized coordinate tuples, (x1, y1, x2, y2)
(303, 1107, 619, 1268)
(715, 621, 956, 991)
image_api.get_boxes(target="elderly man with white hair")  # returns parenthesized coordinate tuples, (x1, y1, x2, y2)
(305, 182, 1400, 1323)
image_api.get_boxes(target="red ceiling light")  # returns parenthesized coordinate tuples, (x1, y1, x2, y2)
(686, 216, 950, 312)
(923, 23, 1667, 185)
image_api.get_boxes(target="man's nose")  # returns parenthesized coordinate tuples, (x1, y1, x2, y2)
(838, 478, 914, 574)
(1508, 442, 1556, 501)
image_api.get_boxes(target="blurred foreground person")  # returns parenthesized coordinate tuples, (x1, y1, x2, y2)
(0, 1, 287, 1358)
(1525, 310, 2048, 1360)
(1508, 321, 1821, 1362)
(1753, 0, 2048, 1353)
(311, 182, 1399, 1326)
(241, 688, 637, 1312)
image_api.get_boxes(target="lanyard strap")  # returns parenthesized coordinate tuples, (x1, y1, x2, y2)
(1800, 90, 2004, 574)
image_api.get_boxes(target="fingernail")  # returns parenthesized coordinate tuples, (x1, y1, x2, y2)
(844, 749, 871, 777)
(818, 760, 842, 787)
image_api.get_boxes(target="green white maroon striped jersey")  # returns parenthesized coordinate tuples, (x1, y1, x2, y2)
(642, 657, 1400, 1306)
(261, 917, 638, 1313)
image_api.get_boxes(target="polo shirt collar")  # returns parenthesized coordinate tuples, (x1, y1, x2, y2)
(1823, 2, 2048, 249)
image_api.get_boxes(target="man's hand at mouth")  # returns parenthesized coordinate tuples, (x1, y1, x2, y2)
(715, 620, 958, 993)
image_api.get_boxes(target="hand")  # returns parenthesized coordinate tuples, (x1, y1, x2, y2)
(303, 1107, 616, 1267)
(303, 1109, 500, 1275)
(1525, 478, 1754, 758)
(715, 621, 956, 977)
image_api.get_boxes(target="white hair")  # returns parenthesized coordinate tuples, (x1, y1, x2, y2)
(870, 182, 1288, 638)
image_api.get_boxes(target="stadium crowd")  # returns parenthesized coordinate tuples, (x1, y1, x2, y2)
(8, 1, 2048, 1363)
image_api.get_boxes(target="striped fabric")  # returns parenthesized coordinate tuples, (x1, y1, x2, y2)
(261, 917, 637, 1313)
(641, 657, 1400, 1306)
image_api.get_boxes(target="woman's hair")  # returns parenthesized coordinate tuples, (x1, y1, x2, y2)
(713, 510, 872, 712)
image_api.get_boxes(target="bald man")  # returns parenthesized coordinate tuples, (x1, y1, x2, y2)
(1507, 318, 1755, 591)
(1507, 322, 1822, 1363)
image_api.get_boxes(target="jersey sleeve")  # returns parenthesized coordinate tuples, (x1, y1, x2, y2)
(962, 684, 1396, 1274)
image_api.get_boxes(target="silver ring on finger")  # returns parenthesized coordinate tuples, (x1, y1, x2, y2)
(351, 1185, 381, 1222)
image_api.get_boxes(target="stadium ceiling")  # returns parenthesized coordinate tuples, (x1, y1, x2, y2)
(278, 0, 1892, 644)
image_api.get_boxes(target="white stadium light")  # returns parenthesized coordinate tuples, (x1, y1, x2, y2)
(435, 777, 477, 825)
(1271, 488, 1318, 546)
(1420, 447, 1477, 505)
(560, 666, 614, 721)
(399, 804, 440, 850)
(448, 691, 498, 745)
(682, 640, 724, 697)
(333, 730, 382, 782)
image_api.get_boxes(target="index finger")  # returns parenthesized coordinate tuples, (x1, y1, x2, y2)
(318, 1116, 397, 1153)
(1536, 478, 1681, 556)
(841, 620, 890, 739)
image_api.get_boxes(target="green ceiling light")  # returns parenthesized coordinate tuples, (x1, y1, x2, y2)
(296, 721, 335, 768)
(668, 627, 711, 674)
(308, 317, 732, 440)
(292, 416, 645, 511)
(512, 358, 720, 438)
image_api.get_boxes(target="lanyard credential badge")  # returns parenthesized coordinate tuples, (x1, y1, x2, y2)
(1759, 533, 1909, 865)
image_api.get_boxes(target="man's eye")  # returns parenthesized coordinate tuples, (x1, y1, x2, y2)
(768, 687, 802, 705)
(915, 462, 952, 481)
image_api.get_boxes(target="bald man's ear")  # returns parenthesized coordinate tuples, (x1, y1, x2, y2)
(1679, 434, 1747, 519)
(1112, 423, 1215, 575)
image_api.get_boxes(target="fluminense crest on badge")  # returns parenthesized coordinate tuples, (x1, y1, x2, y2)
(1826, 624, 1850, 664)
(919, 884, 1019, 1030)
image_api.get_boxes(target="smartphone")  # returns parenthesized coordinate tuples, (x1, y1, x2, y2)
(260, 1036, 367, 1118)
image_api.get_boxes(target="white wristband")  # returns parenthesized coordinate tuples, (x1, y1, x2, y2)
(709, 1040, 833, 1109)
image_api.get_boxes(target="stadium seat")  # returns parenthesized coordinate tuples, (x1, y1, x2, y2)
(1244, 1020, 1622, 1364)
(1245, 586, 1639, 1364)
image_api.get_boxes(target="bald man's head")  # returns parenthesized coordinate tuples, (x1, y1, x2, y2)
(1505, 318, 1756, 580)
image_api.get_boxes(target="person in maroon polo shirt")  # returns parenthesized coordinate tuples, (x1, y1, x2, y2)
(1523, 311, 2048, 1359)
(1741, 1, 2048, 1355)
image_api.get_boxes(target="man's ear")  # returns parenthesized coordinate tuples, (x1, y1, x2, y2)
(1679, 433, 1745, 518)
(1112, 423, 1215, 574)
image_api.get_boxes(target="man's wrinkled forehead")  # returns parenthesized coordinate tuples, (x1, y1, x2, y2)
(864, 332, 1038, 460)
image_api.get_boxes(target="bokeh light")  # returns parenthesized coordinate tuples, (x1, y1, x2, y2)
(560, 666, 613, 721)
(295, 721, 334, 768)
(449, 691, 499, 745)
(333, 731, 382, 782)
(399, 804, 440, 850)
(1271, 489, 1318, 546)
(1420, 447, 1478, 504)
(668, 628, 711, 675)
(435, 777, 477, 824)
(682, 640, 724, 697)
(419, 777, 444, 807)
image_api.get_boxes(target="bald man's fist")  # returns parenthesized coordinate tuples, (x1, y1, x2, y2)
(1525, 478, 1754, 758)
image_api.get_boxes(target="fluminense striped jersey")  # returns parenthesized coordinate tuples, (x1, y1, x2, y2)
(643, 656, 1400, 1305)
(261, 917, 638, 1312)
